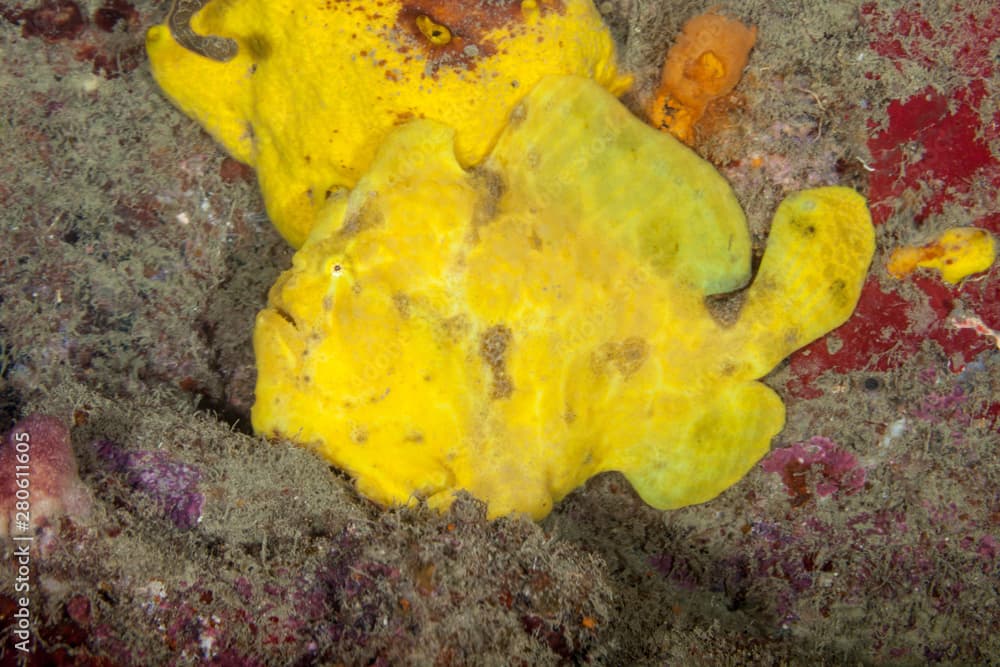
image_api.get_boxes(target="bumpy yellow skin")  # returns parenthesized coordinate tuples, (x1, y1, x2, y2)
(146, 0, 631, 247)
(252, 77, 875, 519)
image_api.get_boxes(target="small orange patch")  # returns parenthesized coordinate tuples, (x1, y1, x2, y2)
(415, 563, 436, 596)
(647, 12, 756, 144)
(73, 408, 91, 426)
(581, 615, 598, 629)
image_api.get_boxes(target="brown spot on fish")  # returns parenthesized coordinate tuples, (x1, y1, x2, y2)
(591, 337, 649, 378)
(480, 324, 514, 399)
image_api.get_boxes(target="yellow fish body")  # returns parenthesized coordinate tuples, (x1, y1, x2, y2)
(251, 77, 875, 519)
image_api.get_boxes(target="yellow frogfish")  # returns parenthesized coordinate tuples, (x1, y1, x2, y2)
(250, 76, 875, 519)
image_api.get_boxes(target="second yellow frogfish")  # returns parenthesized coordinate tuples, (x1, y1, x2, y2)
(146, 0, 631, 248)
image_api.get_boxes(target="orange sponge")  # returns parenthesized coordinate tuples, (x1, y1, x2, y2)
(648, 12, 757, 143)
